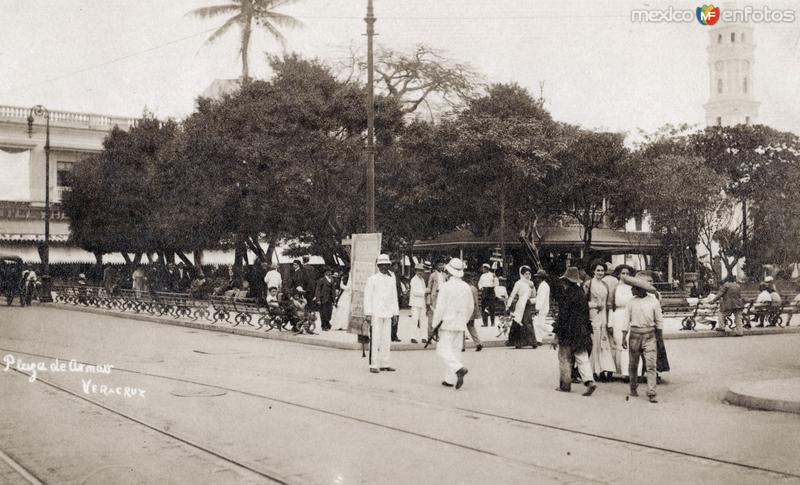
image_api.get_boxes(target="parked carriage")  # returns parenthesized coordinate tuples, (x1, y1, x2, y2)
(0, 255, 24, 306)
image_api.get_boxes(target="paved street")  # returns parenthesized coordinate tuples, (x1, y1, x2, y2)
(2, 305, 800, 484)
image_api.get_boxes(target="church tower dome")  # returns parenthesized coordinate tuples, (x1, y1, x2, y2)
(703, 21, 760, 126)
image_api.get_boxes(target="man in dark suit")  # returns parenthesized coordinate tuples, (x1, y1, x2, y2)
(314, 267, 336, 331)
(391, 261, 404, 342)
(303, 256, 319, 312)
(175, 263, 192, 292)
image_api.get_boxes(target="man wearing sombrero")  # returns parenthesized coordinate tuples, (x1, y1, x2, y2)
(431, 258, 474, 389)
(553, 267, 597, 396)
(620, 273, 663, 403)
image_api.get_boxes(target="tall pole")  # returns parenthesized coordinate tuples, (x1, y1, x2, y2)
(500, 192, 506, 280)
(365, 0, 376, 232)
(27, 105, 53, 302)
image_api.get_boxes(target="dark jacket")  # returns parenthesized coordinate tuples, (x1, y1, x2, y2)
(289, 268, 306, 292)
(303, 264, 318, 293)
(314, 276, 336, 305)
(714, 281, 745, 312)
(553, 282, 593, 352)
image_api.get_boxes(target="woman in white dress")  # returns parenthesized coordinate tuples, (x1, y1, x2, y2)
(331, 270, 352, 330)
(610, 264, 635, 377)
(505, 266, 537, 348)
(584, 260, 616, 381)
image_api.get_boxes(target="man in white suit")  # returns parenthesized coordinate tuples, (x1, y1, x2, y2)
(364, 254, 400, 373)
(431, 258, 474, 389)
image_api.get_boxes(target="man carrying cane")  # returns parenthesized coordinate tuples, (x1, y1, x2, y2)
(431, 258, 473, 389)
(364, 254, 400, 374)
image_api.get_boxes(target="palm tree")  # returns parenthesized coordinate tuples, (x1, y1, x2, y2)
(188, 0, 302, 81)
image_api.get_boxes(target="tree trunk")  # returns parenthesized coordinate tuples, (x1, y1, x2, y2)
(176, 250, 193, 267)
(500, 193, 506, 278)
(265, 238, 277, 265)
(121, 252, 132, 266)
(246, 235, 266, 263)
(241, 15, 252, 81)
(193, 249, 204, 267)
(93, 252, 103, 270)
(133, 252, 143, 266)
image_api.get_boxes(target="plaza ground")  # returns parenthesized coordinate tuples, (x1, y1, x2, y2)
(2, 305, 800, 484)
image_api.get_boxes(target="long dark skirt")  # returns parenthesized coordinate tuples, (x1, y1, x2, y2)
(507, 304, 537, 348)
(656, 333, 670, 372)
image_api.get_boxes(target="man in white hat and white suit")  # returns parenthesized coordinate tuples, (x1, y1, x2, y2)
(431, 258, 473, 389)
(363, 254, 400, 373)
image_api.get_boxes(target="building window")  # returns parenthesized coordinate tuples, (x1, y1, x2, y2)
(56, 161, 73, 187)
(741, 32, 745, 42)
(746, 116, 750, 125)
(717, 116, 722, 126)
(743, 77, 748, 93)
(717, 78, 723, 94)
(731, 32, 735, 42)
(718, 33, 722, 44)
(634, 215, 643, 232)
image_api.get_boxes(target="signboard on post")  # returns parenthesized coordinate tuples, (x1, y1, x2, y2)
(347, 232, 382, 336)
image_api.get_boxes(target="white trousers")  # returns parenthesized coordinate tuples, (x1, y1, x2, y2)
(436, 329, 464, 385)
(410, 306, 427, 341)
(533, 314, 551, 344)
(370, 317, 392, 369)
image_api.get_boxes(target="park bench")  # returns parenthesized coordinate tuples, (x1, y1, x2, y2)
(659, 289, 691, 315)
(153, 291, 197, 319)
(209, 295, 238, 324)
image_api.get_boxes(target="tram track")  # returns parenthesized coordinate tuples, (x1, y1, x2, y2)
(0, 446, 45, 485)
(4, 346, 800, 483)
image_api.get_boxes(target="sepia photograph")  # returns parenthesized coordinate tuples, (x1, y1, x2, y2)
(1, 0, 800, 483)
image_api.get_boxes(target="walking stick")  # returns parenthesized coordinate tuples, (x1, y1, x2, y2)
(368, 320, 373, 366)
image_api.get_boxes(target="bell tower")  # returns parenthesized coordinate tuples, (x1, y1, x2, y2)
(704, 22, 759, 127)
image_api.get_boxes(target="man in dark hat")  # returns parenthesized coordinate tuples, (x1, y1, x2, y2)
(620, 274, 662, 403)
(314, 267, 336, 331)
(553, 267, 597, 396)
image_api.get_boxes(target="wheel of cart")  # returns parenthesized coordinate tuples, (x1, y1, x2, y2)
(681, 315, 696, 331)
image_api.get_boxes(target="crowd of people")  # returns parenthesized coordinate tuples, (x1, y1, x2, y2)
(361, 255, 672, 401)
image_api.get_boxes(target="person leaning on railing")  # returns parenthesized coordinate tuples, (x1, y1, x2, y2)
(707, 275, 745, 337)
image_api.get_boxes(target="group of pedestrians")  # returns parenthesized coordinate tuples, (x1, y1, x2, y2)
(362, 254, 670, 401)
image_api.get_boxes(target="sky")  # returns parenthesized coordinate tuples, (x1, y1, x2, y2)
(1, 0, 798, 137)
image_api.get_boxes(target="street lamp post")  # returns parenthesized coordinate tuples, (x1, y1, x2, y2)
(364, 0, 376, 233)
(27, 105, 53, 303)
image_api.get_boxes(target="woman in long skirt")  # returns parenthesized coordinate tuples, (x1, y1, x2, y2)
(610, 264, 636, 378)
(584, 260, 616, 381)
(506, 266, 537, 348)
(331, 270, 352, 330)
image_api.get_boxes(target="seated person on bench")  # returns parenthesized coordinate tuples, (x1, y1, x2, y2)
(752, 283, 772, 327)
(266, 286, 280, 308)
(288, 287, 314, 334)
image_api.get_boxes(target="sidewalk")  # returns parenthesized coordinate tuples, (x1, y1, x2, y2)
(725, 378, 800, 415)
(44, 303, 800, 351)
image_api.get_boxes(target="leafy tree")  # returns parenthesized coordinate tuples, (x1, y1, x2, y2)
(545, 127, 639, 261)
(174, 55, 404, 265)
(691, 125, 800, 277)
(63, 114, 178, 265)
(188, 0, 302, 80)
(635, 152, 726, 284)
